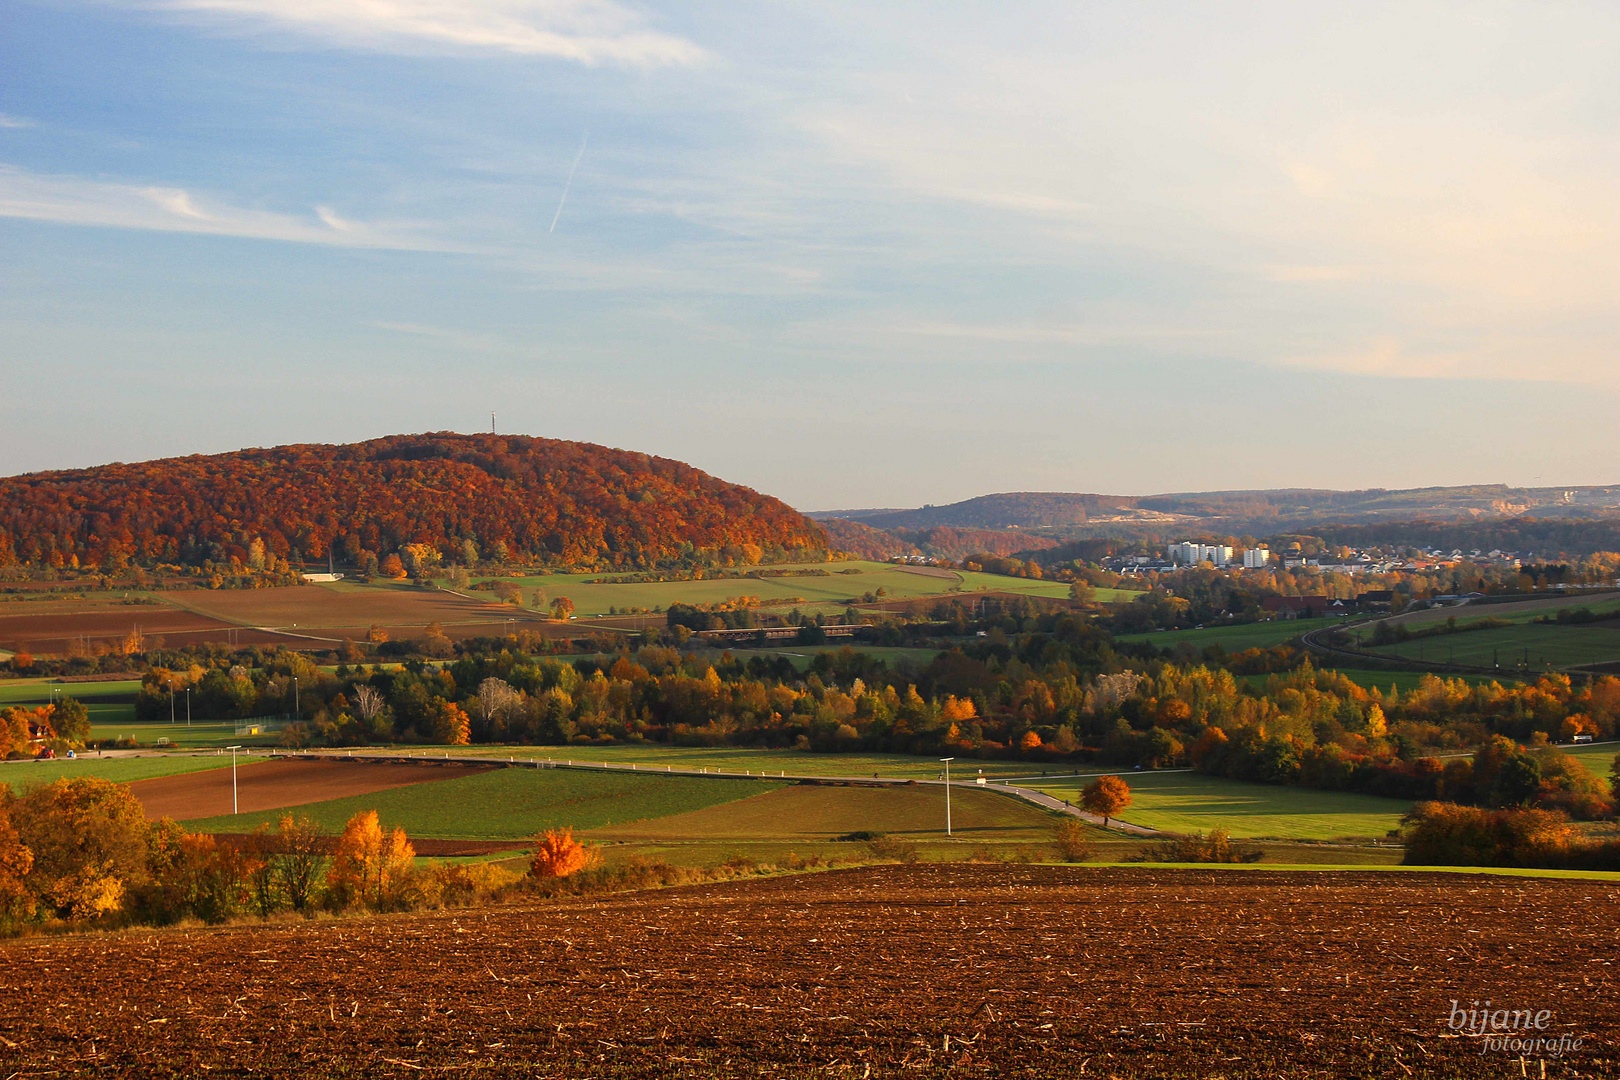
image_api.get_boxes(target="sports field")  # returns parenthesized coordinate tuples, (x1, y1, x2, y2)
(1019, 770, 1410, 840)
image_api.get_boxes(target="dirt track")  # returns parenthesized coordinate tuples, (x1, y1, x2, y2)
(127, 758, 493, 821)
(1, 864, 1615, 1078)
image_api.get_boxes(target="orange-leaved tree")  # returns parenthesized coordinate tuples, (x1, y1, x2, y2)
(422, 698, 471, 745)
(1081, 775, 1132, 827)
(326, 810, 415, 909)
(529, 828, 597, 880)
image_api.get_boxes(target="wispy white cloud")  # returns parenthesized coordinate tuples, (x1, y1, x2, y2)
(139, 0, 702, 66)
(0, 165, 457, 250)
(0, 114, 35, 129)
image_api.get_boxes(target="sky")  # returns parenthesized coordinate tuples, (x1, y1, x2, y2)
(2, 1, 1618, 511)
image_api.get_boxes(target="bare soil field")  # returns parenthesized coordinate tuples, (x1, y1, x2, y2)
(2, 864, 1614, 1078)
(0, 606, 237, 651)
(173, 583, 529, 629)
(127, 758, 494, 821)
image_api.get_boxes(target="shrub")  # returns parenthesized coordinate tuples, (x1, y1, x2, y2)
(1052, 818, 1095, 862)
(529, 828, 599, 880)
(865, 836, 920, 863)
(420, 861, 521, 908)
(1140, 828, 1262, 864)
(1400, 801, 1574, 867)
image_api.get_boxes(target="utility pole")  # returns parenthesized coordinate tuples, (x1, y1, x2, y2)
(226, 746, 242, 814)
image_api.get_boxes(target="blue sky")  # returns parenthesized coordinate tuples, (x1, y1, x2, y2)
(3, 1, 1617, 510)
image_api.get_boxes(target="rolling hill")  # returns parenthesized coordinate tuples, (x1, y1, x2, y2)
(817, 485, 1620, 543)
(0, 433, 827, 572)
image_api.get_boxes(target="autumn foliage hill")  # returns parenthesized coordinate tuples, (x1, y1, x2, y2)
(0, 433, 827, 572)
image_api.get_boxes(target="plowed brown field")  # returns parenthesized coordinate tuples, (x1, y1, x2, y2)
(2, 865, 1614, 1078)
(127, 758, 493, 820)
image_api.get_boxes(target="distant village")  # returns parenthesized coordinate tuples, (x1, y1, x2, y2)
(1104, 541, 1530, 578)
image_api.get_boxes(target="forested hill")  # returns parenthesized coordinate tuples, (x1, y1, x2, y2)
(0, 433, 827, 571)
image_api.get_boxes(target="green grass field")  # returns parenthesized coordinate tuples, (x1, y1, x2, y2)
(0, 753, 244, 790)
(453, 561, 1138, 619)
(0, 678, 142, 705)
(1117, 618, 1338, 652)
(1019, 770, 1410, 840)
(587, 783, 1057, 843)
(186, 767, 779, 838)
(1561, 741, 1619, 773)
(1361, 624, 1620, 671)
(1389, 593, 1620, 630)
(444, 745, 1054, 781)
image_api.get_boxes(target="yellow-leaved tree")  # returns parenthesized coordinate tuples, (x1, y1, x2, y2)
(15, 777, 150, 921)
(0, 793, 36, 928)
(325, 810, 415, 910)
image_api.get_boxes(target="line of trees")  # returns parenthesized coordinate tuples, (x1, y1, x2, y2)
(0, 778, 524, 935)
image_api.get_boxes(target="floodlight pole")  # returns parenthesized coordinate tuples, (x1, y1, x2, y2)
(169, 688, 175, 725)
(185, 687, 191, 728)
(940, 757, 955, 837)
(227, 745, 242, 815)
(291, 676, 299, 722)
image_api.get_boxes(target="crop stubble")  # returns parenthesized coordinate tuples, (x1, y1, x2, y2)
(1, 865, 1615, 1078)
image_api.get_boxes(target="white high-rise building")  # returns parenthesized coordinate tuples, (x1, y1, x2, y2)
(1242, 547, 1270, 569)
(1200, 544, 1233, 567)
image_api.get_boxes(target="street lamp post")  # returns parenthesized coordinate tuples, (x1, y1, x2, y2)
(291, 676, 299, 722)
(939, 757, 955, 837)
(185, 686, 191, 728)
(226, 745, 242, 815)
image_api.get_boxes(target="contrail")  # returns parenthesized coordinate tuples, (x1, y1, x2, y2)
(549, 132, 588, 234)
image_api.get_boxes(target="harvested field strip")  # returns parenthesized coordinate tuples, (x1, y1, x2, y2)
(186, 767, 780, 839)
(586, 783, 1057, 842)
(2, 864, 1614, 1078)
(128, 759, 493, 821)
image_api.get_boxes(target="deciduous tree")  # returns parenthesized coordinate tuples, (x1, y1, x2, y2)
(326, 810, 414, 909)
(1081, 775, 1132, 827)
